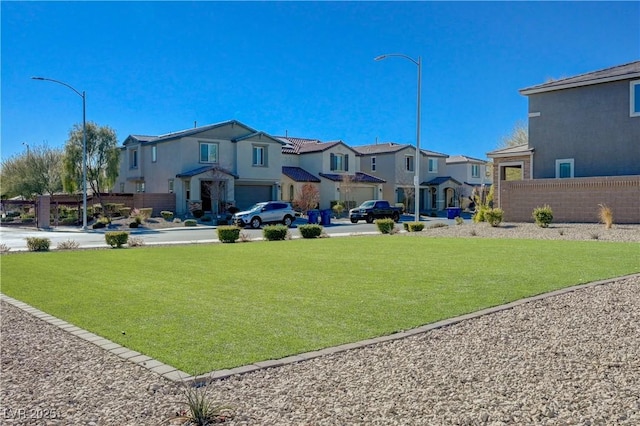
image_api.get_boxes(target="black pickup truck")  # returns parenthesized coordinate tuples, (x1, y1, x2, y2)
(349, 200, 402, 224)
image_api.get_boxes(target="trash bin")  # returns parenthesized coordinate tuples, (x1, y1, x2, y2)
(307, 210, 319, 224)
(446, 207, 462, 219)
(320, 209, 331, 226)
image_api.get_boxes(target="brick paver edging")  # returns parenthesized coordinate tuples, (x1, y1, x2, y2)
(2, 272, 639, 386)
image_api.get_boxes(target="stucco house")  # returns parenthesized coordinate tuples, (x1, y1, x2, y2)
(279, 137, 385, 210)
(487, 61, 640, 223)
(445, 155, 492, 209)
(353, 143, 451, 212)
(116, 120, 285, 215)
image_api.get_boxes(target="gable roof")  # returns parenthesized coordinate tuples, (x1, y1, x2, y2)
(424, 176, 462, 186)
(176, 165, 239, 179)
(446, 155, 488, 164)
(352, 142, 412, 155)
(487, 143, 534, 158)
(233, 132, 286, 145)
(278, 136, 359, 155)
(123, 120, 261, 146)
(319, 172, 386, 184)
(282, 166, 321, 182)
(520, 61, 640, 95)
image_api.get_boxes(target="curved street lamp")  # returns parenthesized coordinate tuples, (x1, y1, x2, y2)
(375, 53, 422, 222)
(32, 76, 87, 230)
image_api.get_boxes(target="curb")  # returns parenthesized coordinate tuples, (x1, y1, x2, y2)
(2, 272, 638, 386)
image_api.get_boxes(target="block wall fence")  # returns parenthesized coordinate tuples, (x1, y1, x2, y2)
(497, 176, 639, 224)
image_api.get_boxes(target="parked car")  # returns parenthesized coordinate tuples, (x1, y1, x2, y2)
(233, 201, 297, 229)
(349, 200, 402, 223)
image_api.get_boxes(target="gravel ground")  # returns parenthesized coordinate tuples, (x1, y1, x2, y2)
(1, 224, 639, 425)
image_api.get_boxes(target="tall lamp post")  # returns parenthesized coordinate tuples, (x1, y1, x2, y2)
(375, 53, 422, 222)
(32, 76, 87, 230)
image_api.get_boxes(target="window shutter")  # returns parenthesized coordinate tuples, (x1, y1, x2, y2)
(345, 154, 349, 171)
(330, 153, 335, 171)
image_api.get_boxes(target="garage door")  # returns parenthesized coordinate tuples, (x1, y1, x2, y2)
(234, 185, 272, 210)
(351, 186, 376, 206)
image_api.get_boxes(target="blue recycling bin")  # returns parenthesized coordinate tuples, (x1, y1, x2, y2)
(307, 210, 319, 224)
(447, 207, 462, 219)
(320, 209, 331, 226)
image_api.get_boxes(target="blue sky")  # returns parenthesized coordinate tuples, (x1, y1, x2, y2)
(2, 1, 638, 162)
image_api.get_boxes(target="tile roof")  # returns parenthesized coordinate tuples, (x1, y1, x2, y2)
(423, 176, 462, 186)
(487, 143, 534, 157)
(319, 172, 386, 184)
(352, 143, 412, 155)
(282, 166, 321, 182)
(176, 165, 239, 179)
(520, 61, 640, 95)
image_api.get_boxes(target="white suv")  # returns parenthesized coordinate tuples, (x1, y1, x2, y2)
(233, 201, 297, 229)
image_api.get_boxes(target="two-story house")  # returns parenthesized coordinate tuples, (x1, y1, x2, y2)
(279, 137, 385, 209)
(354, 143, 450, 213)
(445, 155, 492, 209)
(487, 61, 640, 223)
(116, 120, 285, 215)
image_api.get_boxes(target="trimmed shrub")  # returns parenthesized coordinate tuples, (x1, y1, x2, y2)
(105, 231, 129, 248)
(184, 219, 198, 227)
(217, 226, 241, 243)
(455, 216, 464, 225)
(161, 211, 174, 221)
(263, 224, 289, 241)
(473, 207, 488, 223)
(375, 218, 396, 234)
(119, 207, 132, 218)
(26, 237, 50, 252)
(129, 221, 139, 228)
(60, 217, 78, 226)
(299, 224, 323, 238)
(192, 209, 204, 219)
(408, 222, 425, 232)
(484, 208, 504, 227)
(92, 221, 106, 229)
(532, 205, 553, 228)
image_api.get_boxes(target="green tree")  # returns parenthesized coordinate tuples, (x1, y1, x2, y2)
(63, 122, 120, 198)
(0, 144, 63, 199)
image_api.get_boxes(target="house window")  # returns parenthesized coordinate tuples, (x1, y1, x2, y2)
(631, 81, 640, 117)
(330, 153, 349, 171)
(428, 158, 438, 173)
(130, 149, 138, 169)
(371, 156, 376, 172)
(168, 179, 174, 193)
(119, 183, 125, 193)
(405, 155, 414, 172)
(135, 181, 145, 193)
(471, 164, 480, 178)
(199, 142, 218, 163)
(556, 158, 574, 178)
(151, 145, 157, 163)
(252, 145, 267, 166)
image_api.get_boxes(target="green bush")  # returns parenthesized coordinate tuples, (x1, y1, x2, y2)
(119, 207, 132, 218)
(406, 222, 425, 232)
(299, 224, 323, 238)
(1, 217, 14, 223)
(105, 231, 129, 248)
(192, 209, 204, 219)
(376, 218, 396, 234)
(263, 224, 289, 241)
(184, 219, 197, 227)
(161, 211, 174, 221)
(473, 207, 488, 223)
(533, 205, 553, 228)
(484, 208, 504, 227)
(92, 221, 106, 229)
(60, 217, 78, 226)
(331, 203, 344, 218)
(25, 237, 50, 252)
(455, 216, 464, 225)
(217, 226, 241, 243)
(129, 221, 139, 228)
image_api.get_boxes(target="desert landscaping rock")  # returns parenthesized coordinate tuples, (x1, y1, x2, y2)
(1, 224, 639, 425)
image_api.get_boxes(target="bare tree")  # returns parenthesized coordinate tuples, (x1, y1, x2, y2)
(498, 120, 528, 148)
(293, 183, 320, 213)
(339, 174, 356, 209)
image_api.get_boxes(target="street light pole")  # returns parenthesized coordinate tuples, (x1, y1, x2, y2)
(375, 53, 422, 222)
(32, 76, 88, 230)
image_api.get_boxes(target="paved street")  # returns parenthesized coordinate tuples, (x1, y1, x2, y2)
(0, 215, 453, 251)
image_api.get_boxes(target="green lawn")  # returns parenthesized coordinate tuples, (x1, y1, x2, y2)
(1, 236, 638, 375)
